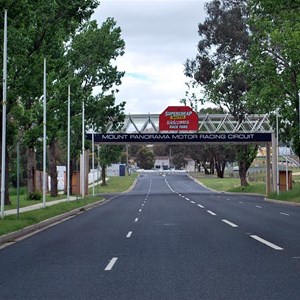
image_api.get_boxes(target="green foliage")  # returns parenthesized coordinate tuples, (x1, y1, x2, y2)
(27, 191, 42, 201)
(248, 0, 300, 156)
(136, 147, 155, 170)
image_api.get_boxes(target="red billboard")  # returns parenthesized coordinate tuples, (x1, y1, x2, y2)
(159, 106, 198, 131)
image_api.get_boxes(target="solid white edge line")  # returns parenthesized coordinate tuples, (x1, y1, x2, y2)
(207, 210, 216, 216)
(250, 235, 283, 250)
(104, 257, 118, 271)
(197, 204, 204, 208)
(222, 219, 238, 227)
(126, 231, 132, 238)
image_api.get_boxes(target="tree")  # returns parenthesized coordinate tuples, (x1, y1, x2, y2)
(184, 0, 257, 186)
(136, 147, 155, 170)
(99, 145, 123, 186)
(248, 0, 300, 157)
(0, 0, 100, 202)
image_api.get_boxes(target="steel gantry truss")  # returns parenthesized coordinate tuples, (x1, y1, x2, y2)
(107, 113, 273, 134)
(88, 113, 277, 195)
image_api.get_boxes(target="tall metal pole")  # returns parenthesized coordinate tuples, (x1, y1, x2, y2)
(17, 141, 20, 219)
(1, 10, 8, 219)
(67, 85, 71, 202)
(92, 127, 95, 196)
(42, 58, 47, 208)
(82, 100, 85, 198)
(276, 110, 279, 195)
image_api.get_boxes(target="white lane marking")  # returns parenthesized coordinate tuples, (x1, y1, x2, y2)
(207, 210, 216, 216)
(186, 198, 190, 201)
(239, 201, 243, 204)
(227, 198, 231, 201)
(139, 209, 142, 212)
(104, 257, 118, 271)
(256, 205, 262, 209)
(197, 204, 204, 208)
(191, 201, 195, 204)
(142, 204, 144, 207)
(222, 219, 238, 227)
(280, 212, 290, 216)
(250, 235, 283, 251)
(126, 231, 132, 238)
(134, 218, 139, 222)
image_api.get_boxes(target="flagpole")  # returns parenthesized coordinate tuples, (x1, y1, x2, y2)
(1, 10, 8, 219)
(43, 58, 47, 208)
(67, 85, 71, 202)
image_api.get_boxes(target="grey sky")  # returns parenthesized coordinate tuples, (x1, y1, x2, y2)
(93, 0, 207, 114)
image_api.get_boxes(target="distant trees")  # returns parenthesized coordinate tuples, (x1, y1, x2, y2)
(136, 147, 155, 170)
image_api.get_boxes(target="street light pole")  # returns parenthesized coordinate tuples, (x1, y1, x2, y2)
(1, 10, 8, 219)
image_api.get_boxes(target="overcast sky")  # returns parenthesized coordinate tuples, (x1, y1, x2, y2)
(93, 0, 207, 114)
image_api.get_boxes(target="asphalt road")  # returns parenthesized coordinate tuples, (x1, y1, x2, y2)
(1, 172, 300, 299)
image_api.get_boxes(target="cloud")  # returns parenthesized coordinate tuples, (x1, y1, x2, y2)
(93, 0, 207, 114)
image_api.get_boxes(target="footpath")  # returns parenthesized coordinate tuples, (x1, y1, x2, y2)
(4, 196, 78, 216)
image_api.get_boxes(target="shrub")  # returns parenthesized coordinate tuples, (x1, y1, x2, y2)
(28, 191, 42, 201)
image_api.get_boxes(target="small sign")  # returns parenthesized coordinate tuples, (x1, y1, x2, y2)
(159, 106, 198, 131)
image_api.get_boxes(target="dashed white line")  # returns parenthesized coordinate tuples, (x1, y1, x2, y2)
(250, 235, 283, 251)
(142, 204, 144, 207)
(222, 219, 238, 227)
(190, 201, 195, 204)
(239, 201, 243, 204)
(126, 231, 132, 238)
(256, 205, 262, 209)
(134, 218, 139, 222)
(207, 210, 216, 216)
(227, 198, 231, 201)
(280, 212, 290, 216)
(104, 257, 118, 271)
(197, 204, 204, 208)
(139, 209, 142, 212)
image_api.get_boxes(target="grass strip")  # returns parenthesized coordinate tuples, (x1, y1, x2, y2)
(1, 173, 138, 237)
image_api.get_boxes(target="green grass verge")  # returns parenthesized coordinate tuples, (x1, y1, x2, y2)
(190, 172, 300, 203)
(1, 173, 138, 237)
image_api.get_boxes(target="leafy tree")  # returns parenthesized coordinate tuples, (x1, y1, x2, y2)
(172, 152, 185, 170)
(99, 145, 123, 186)
(248, 0, 300, 157)
(184, 0, 257, 186)
(136, 147, 155, 170)
(0, 0, 100, 202)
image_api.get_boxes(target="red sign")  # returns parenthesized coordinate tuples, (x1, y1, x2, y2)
(159, 106, 198, 131)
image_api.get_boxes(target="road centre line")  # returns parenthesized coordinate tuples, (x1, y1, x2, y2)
(197, 204, 204, 208)
(207, 210, 216, 216)
(126, 231, 132, 238)
(104, 257, 118, 271)
(250, 235, 283, 251)
(134, 218, 139, 222)
(280, 212, 290, 216)
(222, 219, 238, 227)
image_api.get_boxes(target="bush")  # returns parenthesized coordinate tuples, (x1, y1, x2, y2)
(27, 191, 42, 201)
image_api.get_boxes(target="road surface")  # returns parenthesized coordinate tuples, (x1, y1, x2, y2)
(1, 172, 300, 299)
